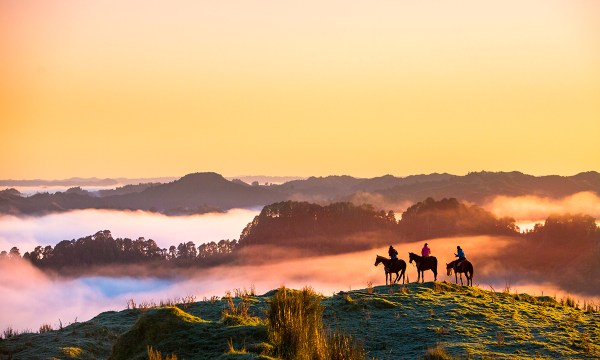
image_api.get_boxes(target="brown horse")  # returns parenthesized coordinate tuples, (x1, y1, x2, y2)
(408, 252, 437, 283)
(446, 259, 474, 286)
(374, 255, 406, 285)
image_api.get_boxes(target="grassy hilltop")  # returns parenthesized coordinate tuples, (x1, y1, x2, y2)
(1, 282, 599, 359)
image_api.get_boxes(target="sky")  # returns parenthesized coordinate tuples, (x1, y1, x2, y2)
(1, 0, 599, 179)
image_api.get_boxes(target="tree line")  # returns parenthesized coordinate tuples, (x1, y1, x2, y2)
(2, 198, 598, 272)
(0, 230, 237, 269)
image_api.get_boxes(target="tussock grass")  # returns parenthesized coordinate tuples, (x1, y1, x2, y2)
(423, 343, 456, 359)
(3, 282, 600, 359)
(268, 286, 365, 360)
(38, 323, 53, 333)
(221, 294, 262, 326)
(226, 338, 247, 354)
(61, 347, 82, 358)
(148, 345, 177, 360)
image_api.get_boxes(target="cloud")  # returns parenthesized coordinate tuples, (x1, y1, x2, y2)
(0, 208, 260, 251)
(349, 192, 414, 216)
(7, 233, 598, 333)
(484, 191, 600, 223)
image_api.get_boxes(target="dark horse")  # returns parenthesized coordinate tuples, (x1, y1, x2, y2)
(408, 252, 437, 283)
(374, 255, 406, 285)
(446, 259, 474, 286)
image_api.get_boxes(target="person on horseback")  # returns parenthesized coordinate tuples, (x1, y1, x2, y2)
(388, 245, 399, 272)
(421, 243, 431, 257)
(455, 246, 466, 267)
(389, 245, 398, 261)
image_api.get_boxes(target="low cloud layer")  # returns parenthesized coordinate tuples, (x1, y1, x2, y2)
(484, 191, 600, 223)
(3, 235, 597, 332)
(0, 208, 260, 251)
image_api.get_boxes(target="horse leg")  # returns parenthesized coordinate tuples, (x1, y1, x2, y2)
(455, 272, 458, 284)
(459, 273, 463, 286)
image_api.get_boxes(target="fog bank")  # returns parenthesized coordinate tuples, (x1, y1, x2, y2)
(485, 191, 600, 221)
(3, 234, 598, 332)
(0, 208, 260, 251)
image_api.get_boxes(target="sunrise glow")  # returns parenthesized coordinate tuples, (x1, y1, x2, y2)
(1, 0, 599, 179)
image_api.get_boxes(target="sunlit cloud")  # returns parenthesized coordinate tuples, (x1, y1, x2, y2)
(0, 208, 260, 251)
(5, 234, 597, 332)
(484, 191, 600, 224)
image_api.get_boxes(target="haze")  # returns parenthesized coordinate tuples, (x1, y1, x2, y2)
(0, 208, 260, 251)
(2, 0, 599, 179)
(2, 235, 597, 332)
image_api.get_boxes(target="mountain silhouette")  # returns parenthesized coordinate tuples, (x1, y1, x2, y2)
(1, 171, 599, 215)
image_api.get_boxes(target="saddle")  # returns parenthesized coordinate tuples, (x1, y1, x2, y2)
(387, 258, 399, 271)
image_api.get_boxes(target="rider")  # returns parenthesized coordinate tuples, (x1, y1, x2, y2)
(455, 246, 466, 268)
(421, 243, 431, 257)
(388, 245, 398, 262)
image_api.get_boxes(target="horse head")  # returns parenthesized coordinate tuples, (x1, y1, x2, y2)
(446, 263, 453, 276)
(408, 252, 416, 264)
(374, 255, 383, 266)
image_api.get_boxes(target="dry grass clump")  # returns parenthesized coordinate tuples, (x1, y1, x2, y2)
(2, 326, 17, 339)
(221, 292, 261, 326)
(147, 345, 177, 360)
(226, 338, 247, 354)
(268, 286, 365, 360)
(38, 323, 53, 333)
(423, 343, 456, 359)
(61, 347, 83, 357)
(366, 281, 374, 294)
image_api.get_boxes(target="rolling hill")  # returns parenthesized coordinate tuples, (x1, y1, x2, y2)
(0, 282, 598, 359)
(1, 171, 599, 215)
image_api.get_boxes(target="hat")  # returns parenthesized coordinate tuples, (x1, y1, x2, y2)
(457, 246, 461, 249)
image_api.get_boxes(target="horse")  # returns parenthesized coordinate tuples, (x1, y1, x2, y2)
(408, 252, 437, 283)
(374, 255, 406, 285)
(446, 259, 474, 286)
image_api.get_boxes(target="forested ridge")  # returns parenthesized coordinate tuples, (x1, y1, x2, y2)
(3, 198, 598, 280)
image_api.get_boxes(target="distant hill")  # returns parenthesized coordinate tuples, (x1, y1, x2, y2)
(373, 171, 600, 204)
(1, 171, 599, 215)
(1, 283, 598, 359)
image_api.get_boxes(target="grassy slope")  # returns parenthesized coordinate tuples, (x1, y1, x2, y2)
(1, 282, 599, 359)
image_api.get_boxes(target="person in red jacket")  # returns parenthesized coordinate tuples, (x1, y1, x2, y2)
(421, 243, 431, 257)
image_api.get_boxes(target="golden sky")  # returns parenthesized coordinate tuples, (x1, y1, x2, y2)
(1, 0, 599, 179)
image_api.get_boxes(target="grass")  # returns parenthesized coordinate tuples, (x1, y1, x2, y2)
(61, 346, 83, 358)
(1, 282, 599, 359)
(268, 286, 365, 360)
(147, 345, 177, 360)
(423, 344, 456, 360)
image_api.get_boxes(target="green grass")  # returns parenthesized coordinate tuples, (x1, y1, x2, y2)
(1, 282, 599, 359)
